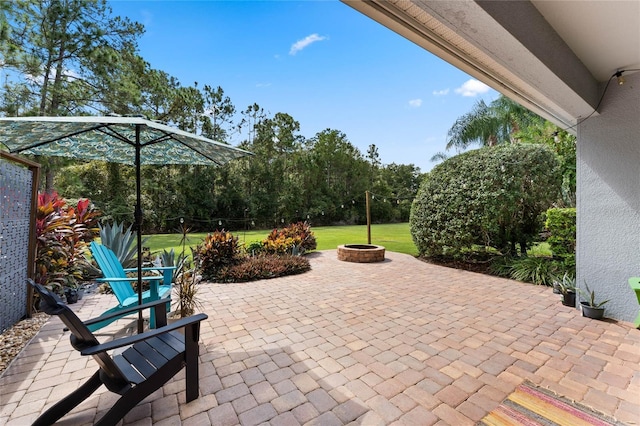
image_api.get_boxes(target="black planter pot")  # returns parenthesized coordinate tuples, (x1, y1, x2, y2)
(561, 291, 576, 307)
(581, 302, 605, 320)
(65, 288, 79, 304)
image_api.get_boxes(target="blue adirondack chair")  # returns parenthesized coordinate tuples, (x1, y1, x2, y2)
(89, 242, 174, 331)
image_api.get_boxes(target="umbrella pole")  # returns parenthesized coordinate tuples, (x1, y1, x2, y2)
(135, 125, 144, 334)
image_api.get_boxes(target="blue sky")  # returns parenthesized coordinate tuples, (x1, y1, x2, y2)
(109, 0, 498, 172)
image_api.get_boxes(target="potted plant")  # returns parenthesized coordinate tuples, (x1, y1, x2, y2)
(578, 282, 610, 320)
(64, 286, 79, 304)
(62, 276, 80, 304)
(555, 273, 576, 307)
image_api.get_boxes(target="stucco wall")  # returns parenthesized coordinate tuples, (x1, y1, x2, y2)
(577, 71, 640, 323)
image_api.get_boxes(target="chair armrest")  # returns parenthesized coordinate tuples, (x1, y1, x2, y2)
(83, 297, 170, 326)
(95, 276, 163, 282)
(123, 266, 176, 273)
(81, 313, 208, 355)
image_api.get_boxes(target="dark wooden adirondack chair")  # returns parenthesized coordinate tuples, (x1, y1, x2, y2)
(89, 242, 174, 330)
(28, 279, 207, 426)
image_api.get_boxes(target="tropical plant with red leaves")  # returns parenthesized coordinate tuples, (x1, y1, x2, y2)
(35, 191, 101, 294)
(263, 221, 317, 255)
(195, 230, 245, 280)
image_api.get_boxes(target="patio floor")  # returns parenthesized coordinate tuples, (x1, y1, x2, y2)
(1, 250, 639, 425)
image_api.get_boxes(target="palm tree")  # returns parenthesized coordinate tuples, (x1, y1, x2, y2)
(445, 95, 541, 151)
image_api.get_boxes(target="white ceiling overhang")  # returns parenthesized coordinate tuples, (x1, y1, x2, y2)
(343, 0, 640, 133)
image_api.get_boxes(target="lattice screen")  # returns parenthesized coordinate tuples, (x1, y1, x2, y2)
(0, 158, 33, 332)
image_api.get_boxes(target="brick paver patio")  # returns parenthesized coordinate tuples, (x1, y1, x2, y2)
(2, 250, 639, 425)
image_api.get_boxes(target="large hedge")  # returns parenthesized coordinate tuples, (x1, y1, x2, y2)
(410, 144, 561, 257)
(545, 207, 576, 273)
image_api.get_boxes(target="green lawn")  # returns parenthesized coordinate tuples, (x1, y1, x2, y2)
(145, 224, 551, 259)
(145, 223, 418, 257)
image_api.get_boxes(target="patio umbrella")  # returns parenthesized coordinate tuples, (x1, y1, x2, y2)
(0, 115, 252, 332)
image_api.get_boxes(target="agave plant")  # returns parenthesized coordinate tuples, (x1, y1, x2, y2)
(159, 248, 188, 283)
(98, 221, 147, 268)
(578, 281, 610, 308)
(554, 272, 576, 295)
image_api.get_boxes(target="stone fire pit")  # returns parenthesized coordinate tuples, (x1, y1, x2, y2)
(337, 244, 385, 263)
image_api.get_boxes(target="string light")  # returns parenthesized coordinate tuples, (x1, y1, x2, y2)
(563, 68, 639, 132)
(164, 190, 417, 229)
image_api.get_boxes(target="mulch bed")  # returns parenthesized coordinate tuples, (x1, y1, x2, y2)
(0, 313, 50, 375)
(418, 255, 495, 275)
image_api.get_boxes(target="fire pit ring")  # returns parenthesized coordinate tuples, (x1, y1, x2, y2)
(337, 244, 385, 263)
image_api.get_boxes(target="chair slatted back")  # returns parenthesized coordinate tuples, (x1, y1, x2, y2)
(90, 242, 136, 303)
(27, 279, 129, 387)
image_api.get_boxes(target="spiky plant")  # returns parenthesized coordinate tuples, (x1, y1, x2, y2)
(98, 221, 147, 268)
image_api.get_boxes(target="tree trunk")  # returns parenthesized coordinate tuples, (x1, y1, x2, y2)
(45, 167, 55, 194)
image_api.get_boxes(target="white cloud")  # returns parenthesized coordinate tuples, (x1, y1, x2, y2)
(27, 67, 79, 85)
(289, 34, 327, 55)
(256, 82, 272, 88)
(454, 79, 491, 97)
(408, 99, 423, 108)
(432, 88, 449, 96)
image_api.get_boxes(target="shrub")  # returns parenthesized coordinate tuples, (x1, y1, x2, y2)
(263, 221, 317, 255)
(489, 256, 514, 278)
(545, 207, 576, 273)
(217, 254, 311, 283)
(246, 241, 264, 256)
(410, 144, 561, 259)
(196, 230, 245, 280)
(508, 256, 557, 286)
(490, 255, 559, 286)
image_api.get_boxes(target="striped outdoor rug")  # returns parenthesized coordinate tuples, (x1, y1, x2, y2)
(478, 381, 624, 426)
